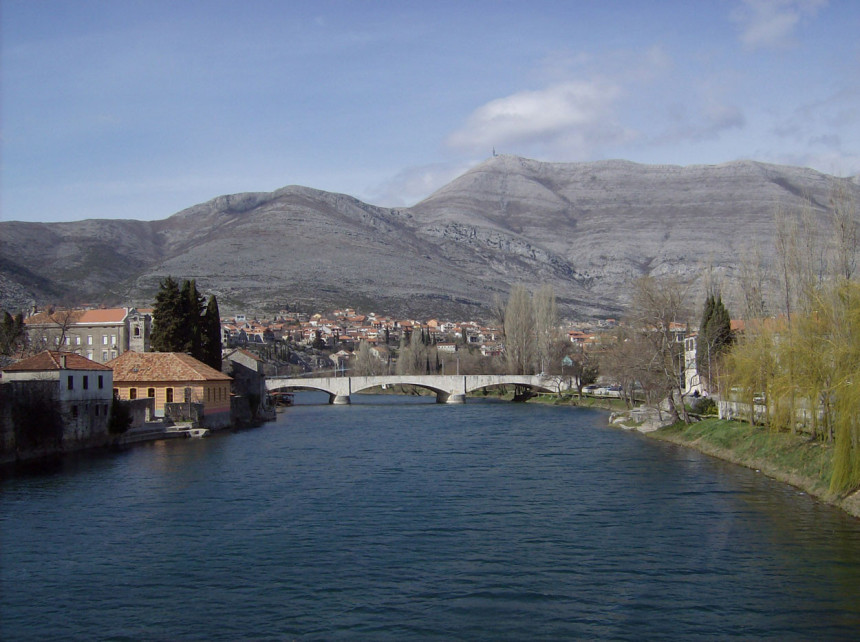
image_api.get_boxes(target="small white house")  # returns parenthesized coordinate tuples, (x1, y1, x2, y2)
(1, 350, 114, 447)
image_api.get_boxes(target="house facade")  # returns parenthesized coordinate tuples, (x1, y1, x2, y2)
(108, 351, 232, 428)
(1, 351, 114, 452)
(24, 307, 152, 363)
(223, 348, 275, 422)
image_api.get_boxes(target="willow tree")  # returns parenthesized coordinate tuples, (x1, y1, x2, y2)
(723, 320, 779, 427)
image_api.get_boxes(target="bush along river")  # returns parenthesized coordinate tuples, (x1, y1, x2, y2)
(1, 394, 859, 640)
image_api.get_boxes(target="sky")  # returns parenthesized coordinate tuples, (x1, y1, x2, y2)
(2, 0, 858, 223)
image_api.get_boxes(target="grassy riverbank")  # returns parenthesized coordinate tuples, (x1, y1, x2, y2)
(648, 418, 860, 518)
(528, 393, 629, 411)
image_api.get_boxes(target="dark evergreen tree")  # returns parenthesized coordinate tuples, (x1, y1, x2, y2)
(0, 311, 25, 356)
(202, 294, 222, 370)
(181, 279, 205, 358)
(151, 276, 185, 352)
(696, 293, 734, 387)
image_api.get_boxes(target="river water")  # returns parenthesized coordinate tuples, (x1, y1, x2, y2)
(1, 395, 859, 640)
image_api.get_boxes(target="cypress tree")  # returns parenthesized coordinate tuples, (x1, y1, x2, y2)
(180, 279, 205, 358)
(202, 294, 222, 370)
(696, 293, 733, 387)
(151, 276, 185, 352)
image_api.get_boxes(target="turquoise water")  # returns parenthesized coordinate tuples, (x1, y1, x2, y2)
(2, 396, 859, 640)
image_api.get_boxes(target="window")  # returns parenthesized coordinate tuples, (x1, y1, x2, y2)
(71, 405, 78, 418)
(166, 388, 174, 403)
(102, 350, 108, 362)
(103, 335, 108, 345)
(94, 405, 99, 417)
(86, 350, 93, 360)
(113, 388, 119, 397)
(129, 388, 137, 400)
(134, 326, 141, 337)
(67, 375, 74, 390)
(76, 336, 82, 345)
(64, 337, 71, 345)
(147, 388, 155, 398)
(83, 376, 89, 390)
(87, 335, 93, 345)
(111, 350, 117, 359)
(111, 335, 117, 346)
(98, 375, 104, 389)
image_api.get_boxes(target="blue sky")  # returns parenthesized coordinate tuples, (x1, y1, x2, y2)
(2, 0, 858, 223)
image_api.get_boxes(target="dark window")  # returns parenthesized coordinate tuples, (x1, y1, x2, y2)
(67, 375, 74, 390)
(98, 375, 104, 389)
(134, 326, 141, 337)
(147, 388, 155, 398)
(166, 388, 174, 403)
(83, 376, 89, 390)
(95, 405, 99, 416)
(129, 388, 137, 400)
(71, 405, 78, 418)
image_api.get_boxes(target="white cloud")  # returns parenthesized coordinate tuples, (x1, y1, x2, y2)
(731, 0, 828, 50)
(446, 80, 633, 158)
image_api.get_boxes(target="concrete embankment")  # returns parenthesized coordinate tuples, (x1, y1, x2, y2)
(641, 418, 860, 519)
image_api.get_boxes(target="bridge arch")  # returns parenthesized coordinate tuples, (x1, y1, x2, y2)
(462, 375, 558, 397)
(348, 378, 450, 402)
(265, 374, 565, 405)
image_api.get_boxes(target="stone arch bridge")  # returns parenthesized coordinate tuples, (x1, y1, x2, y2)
(265, 374, 562, 405)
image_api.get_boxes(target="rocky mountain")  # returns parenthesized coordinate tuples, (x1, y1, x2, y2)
(2, 155, 858, 319)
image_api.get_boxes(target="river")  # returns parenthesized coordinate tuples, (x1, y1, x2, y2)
(1, 395, 859, 640)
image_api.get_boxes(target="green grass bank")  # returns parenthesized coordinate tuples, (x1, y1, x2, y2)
(648, 418, 860, 519)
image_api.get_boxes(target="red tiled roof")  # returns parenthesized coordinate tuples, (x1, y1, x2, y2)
(24, 308, 127, 325)
(107, 351, 231, 383)
(2, 350, 112, 372)
(24, 310, 84, 325)
(77, 309, 127, 323)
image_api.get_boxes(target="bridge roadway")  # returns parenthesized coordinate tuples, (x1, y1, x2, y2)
(266, 374, 561, 404)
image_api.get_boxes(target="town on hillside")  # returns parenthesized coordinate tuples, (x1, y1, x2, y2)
(0, 297, 649, 460)
(0, 280, 751, 470)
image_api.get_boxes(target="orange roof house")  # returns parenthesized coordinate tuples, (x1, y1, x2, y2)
(108, 351, 232, 427)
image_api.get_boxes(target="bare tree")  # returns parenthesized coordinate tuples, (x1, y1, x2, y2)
(353, 341, 382, 376)
(829, 179, 858, 282)
(396, 330, 433, 375)
(533, 284, 558, 374)
(774, 205, 797, 326)
(567, 345, 599, 399)
(736, 241, 768, 321)
(504, 284, 535, 374)
(630, 276, 692, 423)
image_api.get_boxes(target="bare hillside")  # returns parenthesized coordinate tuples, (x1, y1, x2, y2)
(1, 156, 857, 319)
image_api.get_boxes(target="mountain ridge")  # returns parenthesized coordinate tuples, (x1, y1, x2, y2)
(2, 156, 858, 319)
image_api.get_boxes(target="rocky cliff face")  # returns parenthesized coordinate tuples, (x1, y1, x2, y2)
(2, 156, 857, 319)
